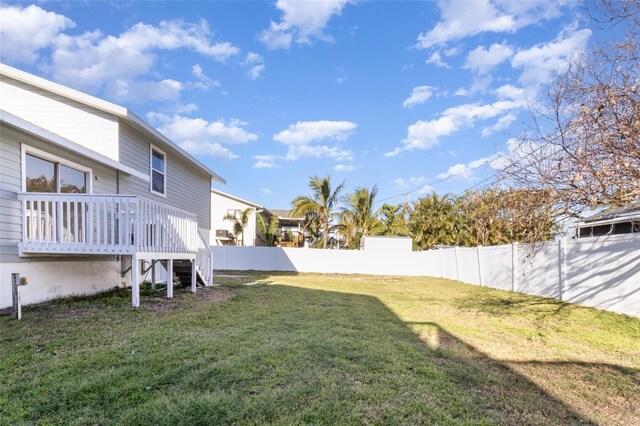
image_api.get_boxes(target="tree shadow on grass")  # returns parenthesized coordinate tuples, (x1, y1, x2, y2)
(455, 291, 575, 319)
(3, 284, 636, 425)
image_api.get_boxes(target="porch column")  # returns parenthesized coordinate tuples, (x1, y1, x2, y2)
(167, 259, 174, 299)
(191, 259, 197, 293)
(131, 254, 140, 307)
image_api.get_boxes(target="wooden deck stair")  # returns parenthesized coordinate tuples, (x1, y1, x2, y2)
(162, 259, 206, 288)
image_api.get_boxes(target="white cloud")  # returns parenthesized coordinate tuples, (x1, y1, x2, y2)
(285, 144, 353, 162)
(426, 51, 449, 68)
(482, 113, 517, 137)
(386, 99, 523, 156)
(489, 137, 561, 171)
(465, 43, 513, 74)
(437, 153, 503, 180)
(274, 120, 356, 145)
(149, 114, 257, 160)
(49, 18, 239, 102)
(253, 155, 278, 169)
(393, 178, 408, 188)
(334, 164, 355, 172)
(403, 86, 434, 108)
(178, 140, 239, 160)
(108, 79, 183, 104)
(0, 4, 74, 64)
(511, 28, 591, 85)
(416, 0, 566, 49)
(493, 84, 526, 101)
(243, 52, 265, 80)
(272, 120, 357, 161)
(259, 0, 353, 49)
(190, 64, 221, 90)
(261, 188, 273, 195)
(454, 87, 470, 97)
(394, 176, 426, 188)
(418, 185, 434, 195)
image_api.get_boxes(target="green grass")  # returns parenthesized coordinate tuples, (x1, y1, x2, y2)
(1, 273, 638, 425)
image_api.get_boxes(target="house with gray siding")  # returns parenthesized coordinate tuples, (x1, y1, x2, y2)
(0, 63, 225, 308)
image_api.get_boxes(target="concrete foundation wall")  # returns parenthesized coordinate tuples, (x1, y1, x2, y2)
(1, 258, 124, 309)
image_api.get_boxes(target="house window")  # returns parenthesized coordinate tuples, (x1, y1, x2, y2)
(24, 150, 89, 193)
(150, 145, 166, 196)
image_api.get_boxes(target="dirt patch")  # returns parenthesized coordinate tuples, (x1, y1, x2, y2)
(139, 286, 240, 314)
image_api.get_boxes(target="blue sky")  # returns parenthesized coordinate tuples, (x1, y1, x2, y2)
(0, 1, 600, 209)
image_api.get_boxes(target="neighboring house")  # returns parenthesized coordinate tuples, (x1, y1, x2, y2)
(269, 209, 306, 247)
(0, 63, 224, 308)
(209, 190, 307, 247)
(576, 202, 640, 238)
(211, 189, 270, 246)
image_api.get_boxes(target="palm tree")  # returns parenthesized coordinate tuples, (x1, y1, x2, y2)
(339, 185, 382, 249)
(378, 203, 408, 236)
(409, 193, 459, 249)
(291, 175, 345, 249)
(256, 214, 279, 246)
(223, 207, 253, 246)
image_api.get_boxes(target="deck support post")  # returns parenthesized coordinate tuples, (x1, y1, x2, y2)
(151, 260, 156, 290)
(131, 254, 140, 307)
(191, 259, 197, 293)
(167, 259, 174, 299)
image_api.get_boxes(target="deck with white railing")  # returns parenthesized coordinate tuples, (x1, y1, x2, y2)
(18, 193, 213, 287)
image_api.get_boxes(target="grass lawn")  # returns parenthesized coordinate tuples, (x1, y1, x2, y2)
(1, 273, 638, 425)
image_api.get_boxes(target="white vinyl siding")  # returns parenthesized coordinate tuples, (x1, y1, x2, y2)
(0, 75, 120, 161)
(118, 122, 211, 230)
(0, 123, 118, 262)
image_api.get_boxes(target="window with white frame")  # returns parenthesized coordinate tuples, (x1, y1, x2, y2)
(150, 145, 166, 196)
(23, 147, 90, 194)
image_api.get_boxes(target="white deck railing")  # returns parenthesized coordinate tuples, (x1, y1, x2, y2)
(196, 229, 213, 286)
(18, 193, 199, 256)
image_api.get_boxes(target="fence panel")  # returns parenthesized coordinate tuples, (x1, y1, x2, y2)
(480, 245, 512, 291)
(212, 234, 640, 317)
(564, 235, 640, 315)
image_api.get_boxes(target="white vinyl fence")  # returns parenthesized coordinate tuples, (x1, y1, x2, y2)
(213, 234, 640, 317)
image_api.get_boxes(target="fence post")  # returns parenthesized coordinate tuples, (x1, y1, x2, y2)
(477, 245, 483, 286)
(511, 242, 519, 292)
(438, 249, 444, 278)
(454, 246, 460, 281)
(558, 238, 567, 301)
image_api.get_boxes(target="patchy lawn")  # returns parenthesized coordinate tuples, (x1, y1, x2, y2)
(1, 273, 638, 425)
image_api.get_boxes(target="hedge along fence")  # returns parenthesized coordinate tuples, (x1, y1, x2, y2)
(212, 233, 640, 317)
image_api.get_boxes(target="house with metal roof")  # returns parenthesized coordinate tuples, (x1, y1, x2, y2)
(576, 202, 640, 238)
